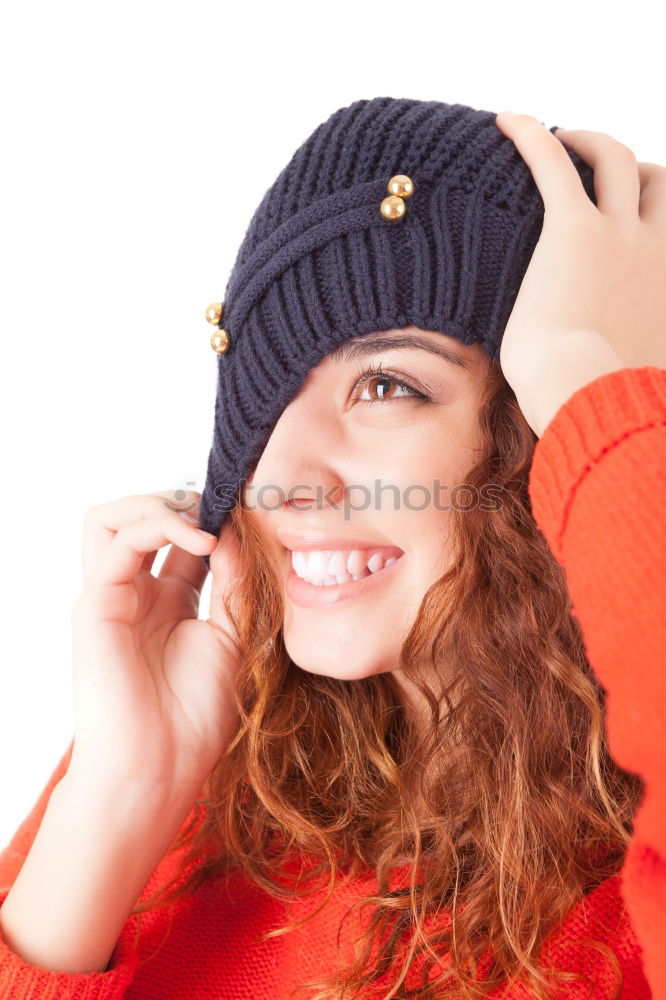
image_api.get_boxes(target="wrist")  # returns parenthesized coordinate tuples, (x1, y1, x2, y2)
(59, 756, 203, 825)
(505, 329, 627, 438)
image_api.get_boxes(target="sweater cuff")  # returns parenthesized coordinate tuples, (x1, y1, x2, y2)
(528, 366, 666, 563)
(0, 887, 138, 999)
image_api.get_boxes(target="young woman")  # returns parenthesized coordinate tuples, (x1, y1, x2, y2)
(0, 99, 664, 1000)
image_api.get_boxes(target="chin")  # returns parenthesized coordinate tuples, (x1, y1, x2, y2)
(283, 629, 400, 681)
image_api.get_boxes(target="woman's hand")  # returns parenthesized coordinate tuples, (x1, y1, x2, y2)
(495, 110, 666, 437)
(69, 491, 239, 802)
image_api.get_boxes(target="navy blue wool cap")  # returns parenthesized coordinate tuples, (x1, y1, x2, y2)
(198, 96, 596, 565)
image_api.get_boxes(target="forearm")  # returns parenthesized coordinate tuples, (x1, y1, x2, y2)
(0, 768, 196, 975)
(507, 328, 629, 439)
(526, 363, 666, 997)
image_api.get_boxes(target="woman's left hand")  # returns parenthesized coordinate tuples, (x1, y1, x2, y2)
(494, 110, 666, 438)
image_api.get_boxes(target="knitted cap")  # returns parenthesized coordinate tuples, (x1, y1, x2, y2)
(198, 96, 596, 563)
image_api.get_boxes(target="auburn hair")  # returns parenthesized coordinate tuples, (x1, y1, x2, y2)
(129, 358, 642, 999)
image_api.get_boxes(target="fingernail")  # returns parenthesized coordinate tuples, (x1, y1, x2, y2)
(497, 110, 515, 119)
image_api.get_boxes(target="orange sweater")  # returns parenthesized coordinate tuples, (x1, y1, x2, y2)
(1, 366, 665, 999)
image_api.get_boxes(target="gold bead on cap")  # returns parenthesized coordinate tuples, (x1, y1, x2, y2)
(205, 301, 224, 325)
(380, 195, 406, 221)
(210, 329, 230, 354)
(379, 174, 415, 221)
(205, 302, 230, 353)
(387, 174, 415, 199)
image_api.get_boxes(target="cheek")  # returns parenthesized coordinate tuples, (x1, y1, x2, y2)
(371, 429, 475, 522)
(380, 405, 478, 472)
(372, 434, 466, 578)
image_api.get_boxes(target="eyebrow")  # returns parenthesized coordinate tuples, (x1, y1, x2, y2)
(330, 333, 471, 371)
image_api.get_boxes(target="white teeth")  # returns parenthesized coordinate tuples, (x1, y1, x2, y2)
(347, 550, 367, 576)
(307, 550, 330, 578)
(367, 553, 384, 574)
(327, 551, 348, 577)
(290, 547, 400, 586)
(292, 550, 307, 575)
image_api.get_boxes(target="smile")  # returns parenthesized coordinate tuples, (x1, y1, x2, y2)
(291, 546, 402, 585)
(285, 546, 405, 608)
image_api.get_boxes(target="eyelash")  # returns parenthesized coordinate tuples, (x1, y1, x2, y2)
(351, 363, 431, 405)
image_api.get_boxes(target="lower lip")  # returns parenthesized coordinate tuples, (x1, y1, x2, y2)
(286, 554, 404, 608)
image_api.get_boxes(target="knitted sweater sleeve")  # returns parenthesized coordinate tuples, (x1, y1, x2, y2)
(527, 365, 666, 1000)
(0, 737, 140, 998)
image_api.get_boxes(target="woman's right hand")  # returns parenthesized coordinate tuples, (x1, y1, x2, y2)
(68, 490, 241, 801)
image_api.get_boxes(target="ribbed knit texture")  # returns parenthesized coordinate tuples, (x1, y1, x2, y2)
(198, 96, 598, 556)
(1, 366, 664, 998)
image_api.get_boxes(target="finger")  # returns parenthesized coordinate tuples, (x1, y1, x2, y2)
(91, 513, 216, 587)
(156, 505, 212, 590)
(637, 161, 666, 225)
(140, 550, 159, 574)
(553, 127, 641, 220)
(158, 533, 211, 592)
(495, 112, 593, 216)
(82, 490, 202, 582)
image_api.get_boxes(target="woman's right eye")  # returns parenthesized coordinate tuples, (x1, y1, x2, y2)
(351, 366, 431, 405)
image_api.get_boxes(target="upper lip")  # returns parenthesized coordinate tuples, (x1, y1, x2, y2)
(277, 529, 403, 553)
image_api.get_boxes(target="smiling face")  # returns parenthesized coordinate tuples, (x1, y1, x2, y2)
(239, 326, 491, 683)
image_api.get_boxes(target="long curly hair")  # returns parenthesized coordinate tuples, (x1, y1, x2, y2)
(129, 358, 642, 999)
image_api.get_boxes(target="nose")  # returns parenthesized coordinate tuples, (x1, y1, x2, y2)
(244, 385, 346, 518)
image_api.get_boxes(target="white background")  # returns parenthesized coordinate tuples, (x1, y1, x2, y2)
(1, 0, 663, 845)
